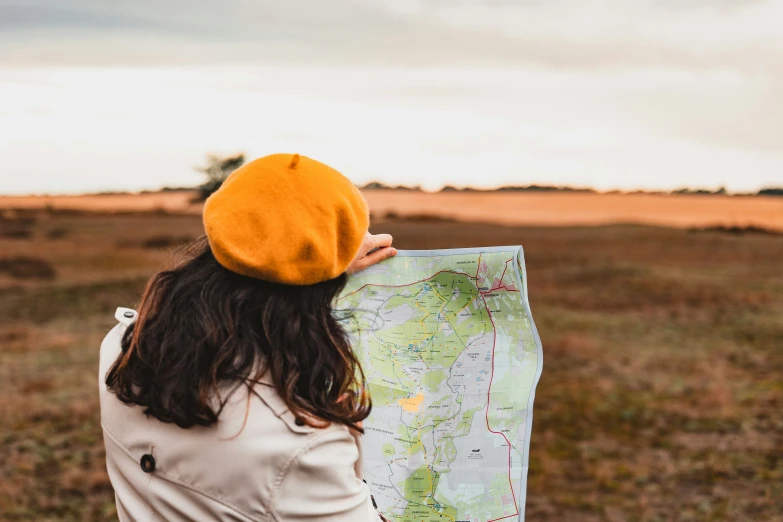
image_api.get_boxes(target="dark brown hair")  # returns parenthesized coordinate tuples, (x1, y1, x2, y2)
(105, 237, 370, 432)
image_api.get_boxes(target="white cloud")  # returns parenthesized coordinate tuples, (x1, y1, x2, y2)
(0, 1, 781, 194)
(1, 65, 781, 194)
(3, 0, 781, 71)
(361, 0, 783, 70)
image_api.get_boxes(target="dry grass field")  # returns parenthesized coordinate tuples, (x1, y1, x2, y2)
(0, 206, 781, 521)
(2, 189, 782, 231)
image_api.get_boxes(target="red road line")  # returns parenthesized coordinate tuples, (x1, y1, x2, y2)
(481, 258, 519, 521)
(484, 259, 520, 294)
(337, 268, 477, 302)
(486, 286, 519, 293)
(497, 259, 510, 288)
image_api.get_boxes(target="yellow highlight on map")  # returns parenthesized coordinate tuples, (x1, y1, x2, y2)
(398, 393, 425, 413)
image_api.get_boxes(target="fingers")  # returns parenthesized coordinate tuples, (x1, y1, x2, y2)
(367, 233, 393, 251)
(347, 233, 396, 274)
(352, 246, 397, 272)
(362, 245, 397, 267)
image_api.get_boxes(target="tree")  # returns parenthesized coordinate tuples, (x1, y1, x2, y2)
(758, 187, 783, 196)
(194, 153, 245, 201)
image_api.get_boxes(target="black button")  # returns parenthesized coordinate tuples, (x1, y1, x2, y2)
(140, 454, 156, 473)
(294, 417, 305, 426)
(123, 311, 135, 318)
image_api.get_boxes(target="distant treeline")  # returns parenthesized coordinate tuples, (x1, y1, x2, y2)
(88, 182, 783, 198)
(442, 184, 595, 193)
(90, 186, 194, 196)
(361, 181, 783, 197)
(79, 153, 783, 198)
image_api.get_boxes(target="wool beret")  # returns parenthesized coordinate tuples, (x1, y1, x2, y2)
(203, 153, 369, 285)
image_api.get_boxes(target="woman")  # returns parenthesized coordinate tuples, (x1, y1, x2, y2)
(99, 153, 395, 521)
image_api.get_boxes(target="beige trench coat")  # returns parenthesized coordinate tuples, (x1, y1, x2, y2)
(100, 308, 383, 521)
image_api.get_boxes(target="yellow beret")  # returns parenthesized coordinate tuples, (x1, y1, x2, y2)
(203, 153, 369, 285)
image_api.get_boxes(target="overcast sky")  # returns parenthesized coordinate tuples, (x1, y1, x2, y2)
(1, 0, 781, 194)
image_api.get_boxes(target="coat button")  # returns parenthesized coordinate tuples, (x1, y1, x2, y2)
(140, 454, 156, 473)
(123, 311, 135, 318)
(294, 417, 305, 426)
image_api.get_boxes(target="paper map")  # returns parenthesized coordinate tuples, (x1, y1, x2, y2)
(339, 247, 543, 522)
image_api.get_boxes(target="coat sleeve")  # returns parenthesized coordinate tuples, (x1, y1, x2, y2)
(273, 426, 383, 521)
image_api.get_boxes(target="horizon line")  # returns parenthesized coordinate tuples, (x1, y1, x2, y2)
(2, 182, 782, 199)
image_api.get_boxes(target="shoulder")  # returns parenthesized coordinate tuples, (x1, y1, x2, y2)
(102, 307, 136, 344)
(277, 422, 358, 480)
(242, 378, 375, 520)
(98, 307, 136, 380)
(271, 421, 378, 520)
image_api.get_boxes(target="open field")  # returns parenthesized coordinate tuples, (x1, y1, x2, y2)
(2, 189, 782, 231)
(0, 209, 782, 521)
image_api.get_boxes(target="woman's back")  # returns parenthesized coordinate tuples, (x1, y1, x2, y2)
(100, 309, 375, 521)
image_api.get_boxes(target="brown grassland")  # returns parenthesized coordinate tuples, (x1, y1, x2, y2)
(0, 202, 781, 521)
(2, 189, 783, 231)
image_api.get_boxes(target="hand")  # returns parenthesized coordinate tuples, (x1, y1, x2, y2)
(347, 233, 397, 274)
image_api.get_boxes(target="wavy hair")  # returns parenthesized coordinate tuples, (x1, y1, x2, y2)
(105, 237, 370, 432)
